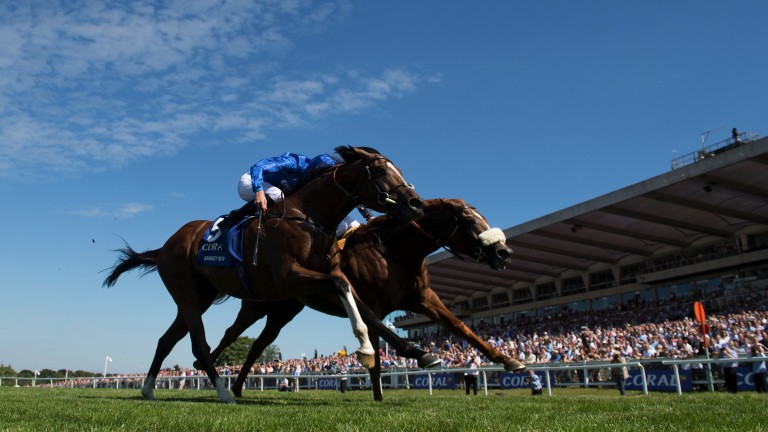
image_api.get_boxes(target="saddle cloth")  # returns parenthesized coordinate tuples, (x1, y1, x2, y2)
(196, 216, 251, 267)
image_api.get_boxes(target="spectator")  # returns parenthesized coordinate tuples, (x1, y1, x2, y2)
(732, 128, 742, 144)
(463, 355, 480, 396)
(610, 353, 629, 396)
(721, 342, 740, 393)
(526, 370, 542, 396)
(751, 344, 767, 393)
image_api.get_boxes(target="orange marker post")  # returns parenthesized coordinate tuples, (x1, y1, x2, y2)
(694, 301, 714, 392)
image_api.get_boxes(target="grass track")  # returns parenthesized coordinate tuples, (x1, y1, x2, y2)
(0, 387, 765, 432)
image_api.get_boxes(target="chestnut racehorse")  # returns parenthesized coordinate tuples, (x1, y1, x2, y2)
(203, 198, 525, 401)
(102, 146, 438, 404)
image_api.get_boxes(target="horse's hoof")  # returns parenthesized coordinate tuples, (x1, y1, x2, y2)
(218, 390, 237, 404)
(504, 359, 526, 372)
(418, 354, 441, 369)
(141, 388, 156, 401)
(233, 386, 243, 398)
(357, 350, 375, 369)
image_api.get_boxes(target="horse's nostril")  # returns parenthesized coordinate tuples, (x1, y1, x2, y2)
(408, 197, 423, 210)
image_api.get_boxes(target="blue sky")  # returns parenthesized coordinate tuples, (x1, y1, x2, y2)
(1, 1, 766, 374)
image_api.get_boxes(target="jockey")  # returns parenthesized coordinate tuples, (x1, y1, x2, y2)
(224, 152, 366, 237)
(238, 152, 339, 212)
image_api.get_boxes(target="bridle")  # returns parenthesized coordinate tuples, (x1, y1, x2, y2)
(331, 157, 414, 212)
(410, 204, 496, 263)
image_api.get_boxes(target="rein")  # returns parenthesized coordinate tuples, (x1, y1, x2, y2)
(263, 210, 336, 237)
(408, 206, 491, 263)
(331, 157, 406, 209)
(412, 219, 470, 262)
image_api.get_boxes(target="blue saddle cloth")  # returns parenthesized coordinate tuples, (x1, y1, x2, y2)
(196, 216, 251, 267)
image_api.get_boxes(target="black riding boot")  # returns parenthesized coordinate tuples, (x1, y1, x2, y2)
(229, 201, 258, 221)
(217, 202, 258, 233)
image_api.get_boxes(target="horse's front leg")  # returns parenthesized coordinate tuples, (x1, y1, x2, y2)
(350, 291, 440, 369)
(333, 275, 376, 368)
(414, 289, 525, 372)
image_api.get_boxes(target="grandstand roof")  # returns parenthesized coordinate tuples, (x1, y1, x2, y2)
(426, 135, 768, 302)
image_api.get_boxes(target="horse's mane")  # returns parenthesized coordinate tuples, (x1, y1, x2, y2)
(334, 145, 383, 163)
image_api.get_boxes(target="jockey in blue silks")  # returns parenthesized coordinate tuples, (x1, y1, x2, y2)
(233, 152, 367, 238)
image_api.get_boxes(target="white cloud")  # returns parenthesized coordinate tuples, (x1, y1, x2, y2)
(118, 202, 155, 218)
(63, 202, 154, 219)
(0, 1, 434, 182)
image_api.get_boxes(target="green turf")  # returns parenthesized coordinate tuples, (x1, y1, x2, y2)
(0, 387, 765, 432)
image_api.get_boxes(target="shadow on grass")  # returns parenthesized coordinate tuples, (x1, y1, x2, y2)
(72, 390, 406, 407)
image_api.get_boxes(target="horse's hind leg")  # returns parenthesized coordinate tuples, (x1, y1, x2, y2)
(179, 293, 235, 404)
(142, 313, 189, 400)
(232, 301, 305, 398)
(196, 300, 269, 371)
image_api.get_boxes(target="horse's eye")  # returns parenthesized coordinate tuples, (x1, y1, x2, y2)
(369, 167, 387, 177)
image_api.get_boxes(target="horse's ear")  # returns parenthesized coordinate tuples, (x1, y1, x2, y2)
(355, 146, 382, 155)
(334, 145, 358, 163)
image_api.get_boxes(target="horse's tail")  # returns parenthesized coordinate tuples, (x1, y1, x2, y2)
(102, 245, 161, 287)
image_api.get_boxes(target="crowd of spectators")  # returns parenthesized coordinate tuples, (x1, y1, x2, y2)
(407, 289, 767, 371)
(168, 287, 768, 380)
(34, 287, 767, 390)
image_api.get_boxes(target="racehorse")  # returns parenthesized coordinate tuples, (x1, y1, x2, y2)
(102, 146, 438, 404)
(202, 198, 525, 401)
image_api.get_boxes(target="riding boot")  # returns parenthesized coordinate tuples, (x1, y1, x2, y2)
(217, 202, 258, 233)
(229, 201, 258, 222)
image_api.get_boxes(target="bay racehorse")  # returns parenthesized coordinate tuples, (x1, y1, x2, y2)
(202, 198, 525, 401)
(102, 146, 439, 403)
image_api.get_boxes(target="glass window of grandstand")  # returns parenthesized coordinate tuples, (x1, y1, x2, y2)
(496, 314, 513, 326)
(695, 277, 724, 296)
(566, 300, 588, 313)
(623, 289, 654, 308)
(656, 282, 693, 303)
(512, 287, 533, 305)
(451, 300, 470, 316)
(620, 262, 643, 285)
(561, 276, 586, 296)
(591, 294, 620, 311)
(535, 282, 557, 301)
(471, 296, 489, 311)
(589, 269, 616, 291)
(747, 232, 768, 250)
(540, 305, 561, 320)
(491, 291, 510, 308)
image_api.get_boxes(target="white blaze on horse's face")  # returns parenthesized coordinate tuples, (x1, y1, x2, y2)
(386, 161, 414, 189)
(472, 209, 490, 231)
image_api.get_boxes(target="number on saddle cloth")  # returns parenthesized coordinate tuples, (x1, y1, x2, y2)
(196, 216, 252, 267)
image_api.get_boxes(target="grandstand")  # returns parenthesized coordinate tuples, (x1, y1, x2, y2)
(397, 132, 768, 338)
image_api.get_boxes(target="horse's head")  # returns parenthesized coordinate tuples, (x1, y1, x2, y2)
(421, 198, 512, 271)
(333, 146, 423, 222)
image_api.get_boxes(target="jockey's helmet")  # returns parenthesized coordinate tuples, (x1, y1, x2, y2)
(307, 153, 342, 177)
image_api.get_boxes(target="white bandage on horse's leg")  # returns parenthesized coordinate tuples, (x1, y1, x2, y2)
(339, 285, 374, 356)
(478, 227, 506, 246)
